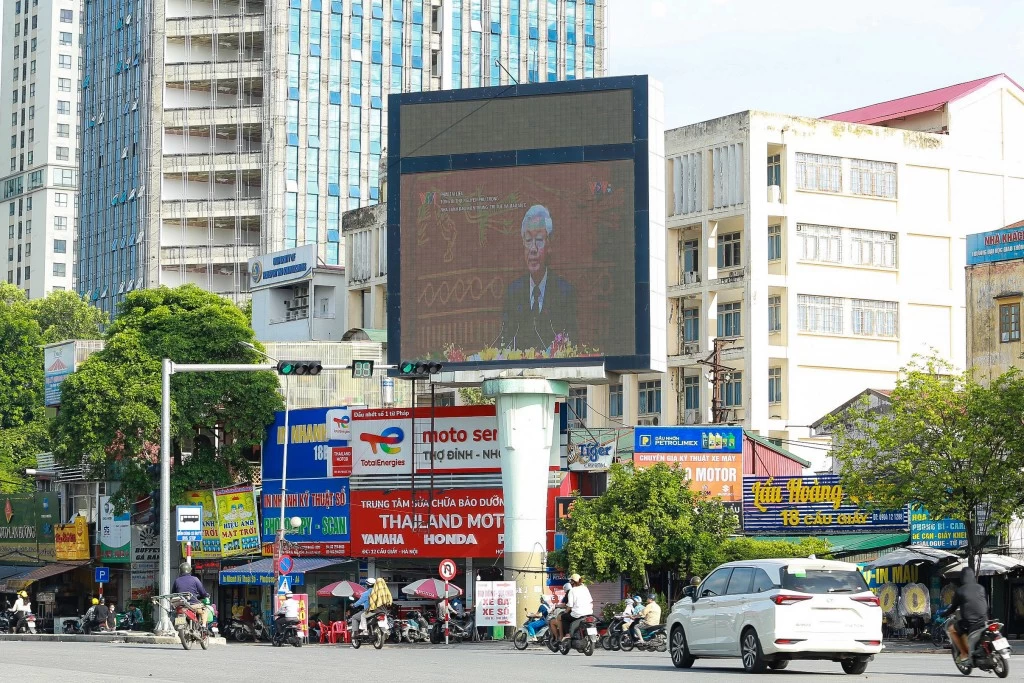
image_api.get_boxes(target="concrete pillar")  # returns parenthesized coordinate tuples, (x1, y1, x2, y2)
(483, 377, 568, 628)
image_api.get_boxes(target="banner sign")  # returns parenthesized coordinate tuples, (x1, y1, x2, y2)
(55, 516, 90, 561)
(0, 494, 37, 563)
(214, 486, 260, 557)
(131, 524, 160, 564)
(43, 341, 76, 406)
(567, 430, 616, 472)
(475, 581, 516, 627)
(350, 488, 506, 558)
(99, 495, 131, 563)
(248, 244, 315, 290)
(634, 426, 743, 453)
(909, 506, 967, 549)
(967, 226, 1024, 265)
(260, 478, 350, 557)
(34, 491, 57, 563)
(742, 475, 908, 533)
(180, 490, 221, 559)
(274, 593, 310, 637)
(262, 407, 353, 481)
(632, 451, 742, 501)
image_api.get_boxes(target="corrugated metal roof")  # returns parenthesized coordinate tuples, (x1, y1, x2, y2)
(824, 74, 1015, 125)
(743, 430, 812, 468)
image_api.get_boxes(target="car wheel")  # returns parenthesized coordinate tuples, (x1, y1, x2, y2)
(841, 659, 868, 675)
(670, 627, 695, 669)
(768, 660, 789, 670)
(740, 628, 768, 674)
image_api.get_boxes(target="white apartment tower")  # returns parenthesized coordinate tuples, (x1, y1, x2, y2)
(76, 0, 607, 317)
(1, 0, 82, 297)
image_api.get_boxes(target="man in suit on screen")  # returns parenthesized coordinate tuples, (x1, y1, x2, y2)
(500, 204, 578, 351)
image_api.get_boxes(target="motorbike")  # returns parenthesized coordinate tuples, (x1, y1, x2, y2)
(402, 610, 431, 643)
(152, 593, 210, 651)
(600, 614, 631, 651)
(558, 614, 598, 656)
(513, 615, 551, 650)
(430, 611, 475, 644)
(614, 623, 666, 652)
(1, 610, 37, 634)
(62, 617, 84, 635)
(948, 615, 1011, 679)
(272, 619, 303, 647)
(251, 613, 271, 642)
(350, 608, 389, 650)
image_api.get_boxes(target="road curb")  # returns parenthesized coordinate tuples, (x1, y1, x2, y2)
(0, 633, 227, 646)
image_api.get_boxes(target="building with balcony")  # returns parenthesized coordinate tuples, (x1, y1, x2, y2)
(1, 0, 83, 297)
(76, 0, 607, 318)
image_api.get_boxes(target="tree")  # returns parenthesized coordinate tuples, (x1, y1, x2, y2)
(52, 285, 284, 511)
(557, 462, 737, 586)
(0, 418, 50, 493)
(828, 354, 1024, 572)
(712, 537, 833, 572)
(458, 387, 494, 405)
(0, 283, 44, 430)
(28, 290, 107, 343)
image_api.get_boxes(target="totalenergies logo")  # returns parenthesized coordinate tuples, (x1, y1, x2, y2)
(360, 427, 404, 454)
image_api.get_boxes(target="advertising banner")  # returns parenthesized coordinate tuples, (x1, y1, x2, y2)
(99, 495, 131, 562)
(909, 506, 967, 549)
(633, 452, 742, 501)
(634, 426, 743, 453)
(0, 494, 38, 563)
(742, 475, 908, 534)
(180, 490, 221, 559)
(274, 593, 310, 637)
(260, 478, 350, 557)
(43, 341, 76, 407)
(131, 524, 160, 564)
(214, 486, 260, 557)
(475, 581, 517, 627)
(262, 407, 353, 481)
(34, 491, 57, 562)
(247, 244, 315, 291)
(567, 431, 616, 472)
(966, 226, 1024, 265)
(55, 516, 90, 561)
(349, 408, 412, 476)
(350, 488, 506, 558)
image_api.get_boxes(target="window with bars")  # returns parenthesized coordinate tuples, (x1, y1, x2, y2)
(1000, 303, 1021, 343)
(795, 152, 841, 192)
(797, 295, 844, 334)
(768, 295, 781, 332)
(850, 158, 896, 198)
(768, 367, 782, 404)
(768, 225, 781, 261)
(798, 224, 842, 263)
(718, 301, 742, 337)
(849, 229, 897, 268)
(717, 232, 741, 269)
(638, 380, 661, 415)
(724, 372, 742, 407)
(608, 383, 623, 418)
(851, 299, 898, 337)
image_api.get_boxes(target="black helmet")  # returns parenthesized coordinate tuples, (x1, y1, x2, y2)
(179, 562, 192, 575)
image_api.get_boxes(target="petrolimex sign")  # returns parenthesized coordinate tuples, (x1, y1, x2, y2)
(248, 244, 315, 290)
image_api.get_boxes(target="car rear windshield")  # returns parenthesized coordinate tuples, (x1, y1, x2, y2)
(780, 568, 869, 594)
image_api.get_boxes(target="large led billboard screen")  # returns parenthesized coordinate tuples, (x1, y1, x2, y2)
(388, 76, 665, 373)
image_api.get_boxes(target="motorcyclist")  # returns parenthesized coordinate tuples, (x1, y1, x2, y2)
(172, 561, 209, 627)
(348, 577, 376, 635)
(630, 594, 662, 643)
(548, 582, 572, 642)
(275, 591, 300, 634)
(525, 595, 552, 639)
(12, 591, 31, 632)
(940, 567, 989, 664)
(561, 573, 593, 643)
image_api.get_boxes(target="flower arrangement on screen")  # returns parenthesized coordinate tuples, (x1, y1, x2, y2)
(443, 334, 601, 362)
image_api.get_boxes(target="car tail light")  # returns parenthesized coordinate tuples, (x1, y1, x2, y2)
(851, 595, 880, 607)
(775, 639, 805, 645)
(772, 594, 813, 606)
(857, 640, 881, 646)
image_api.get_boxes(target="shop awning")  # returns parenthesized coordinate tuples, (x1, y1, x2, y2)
(0, 564, 34, 582)
(0, 561, 90, 592)
(748, 533, 910, 554)
(219, 558, 346, 586)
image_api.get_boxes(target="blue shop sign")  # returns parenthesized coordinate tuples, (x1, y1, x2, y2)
(262, 407, 351, 481)
(967, 226, 1024, 265)
(260, 477, 351, 548)
(909, 505, 967, 549)
(634, 426, 743, 454)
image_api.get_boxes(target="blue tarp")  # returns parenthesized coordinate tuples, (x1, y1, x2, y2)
(218, 558, 344, 586)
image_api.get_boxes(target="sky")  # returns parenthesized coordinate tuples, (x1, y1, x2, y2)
(607, 0, 1024, 129)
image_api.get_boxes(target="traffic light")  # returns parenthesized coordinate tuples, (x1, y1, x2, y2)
(398, 360, 443, 378)
(275, 360, 322, 376)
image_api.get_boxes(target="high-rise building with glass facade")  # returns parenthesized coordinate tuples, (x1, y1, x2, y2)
(76, 0, 606, 316)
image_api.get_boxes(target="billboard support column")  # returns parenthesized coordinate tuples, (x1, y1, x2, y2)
(483, 377, 568, 629)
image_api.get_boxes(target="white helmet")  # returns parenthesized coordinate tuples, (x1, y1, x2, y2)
(366, 577, 377, 585)
(563, 582, 572, 593)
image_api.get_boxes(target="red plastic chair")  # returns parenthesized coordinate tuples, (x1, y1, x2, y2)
(318, 621, 330, 644)
(329, 620, 350, 644)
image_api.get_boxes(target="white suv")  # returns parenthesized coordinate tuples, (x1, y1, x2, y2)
(666, 558, 883, 674)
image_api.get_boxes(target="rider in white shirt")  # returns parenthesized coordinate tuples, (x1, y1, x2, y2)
(561, 574, 593, 641)
(275, 592, 300, 632)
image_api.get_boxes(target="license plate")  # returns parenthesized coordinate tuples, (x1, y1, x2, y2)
(586, 627, 597, 636)
(993, 637, 1009, 650)
(174, 616, 185, 626)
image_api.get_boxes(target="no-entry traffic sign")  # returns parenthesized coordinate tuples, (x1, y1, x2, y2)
(438, 558, 457, 581)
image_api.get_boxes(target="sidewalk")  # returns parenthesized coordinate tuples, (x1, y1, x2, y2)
(0, 632, 227, 646)
(883, 638, 1022, 655)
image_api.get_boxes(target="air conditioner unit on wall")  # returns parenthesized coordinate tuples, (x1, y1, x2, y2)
(637, 416, 660, 426)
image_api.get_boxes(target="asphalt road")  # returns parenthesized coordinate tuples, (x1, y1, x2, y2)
(0, 641, 1014, 682)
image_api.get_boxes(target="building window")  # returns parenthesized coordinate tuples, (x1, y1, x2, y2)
(682, 238, 698, 275)
(59, 31, 72, 46)
(58, 54, 72, 69)
(53, 263, 65, 277)
(683, 375, 699, 411)
(798, 223, 842, 263)
(56, 146, 69, 160)
(717, 231, 741, 269)
(60, 9, 73, 22)
(55, 192, 68, 207)
(767, 154, 781, 187)
(56, 124, 69, 138)
(58, 78, 70, 92)
(1000, 303, 1021, 343)
(56, 100, 70, 115)
(768, 225, 782, 261)
(682, 307, 699, 343)
(849, 229, 897, 268)
(567, 387, 588, 427)
(53, 216, 67, 230)
(797, 295, 844, 334)
(795, 152, 841, 192)
(608, 383, 623, 418)
(851, 299, 898, 337)
(723, 372, 742, 407)
(717, 301, 742, 338)
(850, 158, 896, 198)
(768, 295, 781, 332)
(768, 367, 782, 404)
(53, 239, 66, 254)
(638, 380, 661, 416)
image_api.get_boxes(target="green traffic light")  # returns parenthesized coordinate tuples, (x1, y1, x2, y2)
(401, 362, 416, 374)
(280, 363, 294, 374)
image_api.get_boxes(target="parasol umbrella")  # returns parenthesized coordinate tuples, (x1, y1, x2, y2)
(401, 578, 465, 600)
(941, 555, 1024, 578)
(865, 545, 960, 569)
(316, 580, 366, 599)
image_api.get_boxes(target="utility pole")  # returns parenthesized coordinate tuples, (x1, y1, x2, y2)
(697, 338, 736, 424)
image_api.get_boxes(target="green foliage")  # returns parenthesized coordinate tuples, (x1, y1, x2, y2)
(558, 463, 738, 586)
(51, 286, 283, 511)
(0, 416, 50, 492)
(827, 353, 1024, 572)
(712, 537, 833, 571)
(28, 290, 107, 343)
(458, 387, 494, 405)
(0, 283, 44, 429)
